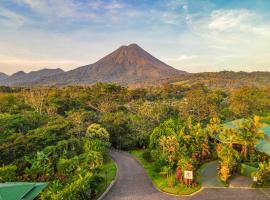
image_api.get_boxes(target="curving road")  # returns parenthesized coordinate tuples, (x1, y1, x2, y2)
(102, 151, 269, 200)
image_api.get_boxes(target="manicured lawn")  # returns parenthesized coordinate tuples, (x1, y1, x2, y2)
(95, 156, 117, 199)
(130, 150, 201, 195)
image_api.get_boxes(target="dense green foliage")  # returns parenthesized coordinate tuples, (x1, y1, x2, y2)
(240, 163, 258, 178)
(254, 161, 270, 186)
(171, 71, 270, 89)
(0, 82, 270, 198)
(0, 164, 17, 182)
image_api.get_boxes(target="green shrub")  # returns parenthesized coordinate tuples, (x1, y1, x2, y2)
(41, 173, 103, 200)
(86, 124, 110, 143)
(24, 151, 53, 181)
(254, 161, 270, 186)
(57, 157, 80, 177)
(0, 165, 17, 182)
(240, 163, 258, 178)
(261, 116, 270, 124)
(142, 149, 153, 162)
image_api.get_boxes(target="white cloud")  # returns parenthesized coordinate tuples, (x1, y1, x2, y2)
(105, 0, 125, 10)
(13, 0, 141, 25)
(86, 0, 103, 10)
(16, 0, 51, 15)
(161, 13, 179, 24)
(164, 54, 197, 62)
(0, 7, 27, 28)
(182, 5, 188, 11)
(165, 0, 187, 10)
(208, 9, 253, 31)
(16, 0, 90, 19)
(177, 54, 196, 61)
(251, 26, 270, 37)
(174, 8, 270, 71)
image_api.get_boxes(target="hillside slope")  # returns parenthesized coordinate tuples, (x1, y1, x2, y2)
(37, 44, 185, 85)
(0, 68, 64, 86)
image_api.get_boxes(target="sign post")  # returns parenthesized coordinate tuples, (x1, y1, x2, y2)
(253, 176, 258, 182)
(184, 170, 193, 187)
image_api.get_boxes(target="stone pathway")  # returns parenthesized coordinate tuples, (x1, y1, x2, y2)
(102, 151, 269, 200)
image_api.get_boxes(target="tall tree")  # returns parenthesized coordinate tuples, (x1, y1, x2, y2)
(229, 87, 270, 117)
(238, 116, 264, 160)
(23, 89, 48, 114)
(179, 84, 219, 123)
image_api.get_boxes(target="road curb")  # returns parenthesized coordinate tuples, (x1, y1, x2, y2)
(97, 180, 116, 200)
(229, 186, 256, 189)
(97, 150, 119, 200)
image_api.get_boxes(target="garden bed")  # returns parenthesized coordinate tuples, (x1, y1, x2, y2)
(130, 150, 201, 195)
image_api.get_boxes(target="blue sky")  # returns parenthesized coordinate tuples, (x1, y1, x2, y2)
(0, 0, 270, 74)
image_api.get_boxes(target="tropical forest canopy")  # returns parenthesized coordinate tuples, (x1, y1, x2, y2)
(0, 82, 270, 199)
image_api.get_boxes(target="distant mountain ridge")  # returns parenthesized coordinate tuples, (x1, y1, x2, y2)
(0, 72, 8, 81)
(0, 44, 186, 86)
(0, 68, 64, 86)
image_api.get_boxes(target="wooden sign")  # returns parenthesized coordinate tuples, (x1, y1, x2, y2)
(184, 170, 193, 180)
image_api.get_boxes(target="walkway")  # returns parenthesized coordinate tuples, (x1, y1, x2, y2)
(200, 161, 225, 188)
(102, 151, 269, 200)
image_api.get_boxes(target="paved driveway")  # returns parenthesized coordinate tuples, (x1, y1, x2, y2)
(102, 151, 269, 200)
(229, 175, 253, 188)
(200, 161, 225, 188)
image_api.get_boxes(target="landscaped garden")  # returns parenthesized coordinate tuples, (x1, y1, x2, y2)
(130, 150, 201, 195)
(129, 118, 217, 195)
(217, 116, 270, 186)
(129, 115, 270, 195)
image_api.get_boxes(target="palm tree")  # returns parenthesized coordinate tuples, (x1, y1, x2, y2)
(238, 116, 264, 160)
(217, 144, 240, 183)
(207, 117, 221, 138)
(219, 128, 240, 147)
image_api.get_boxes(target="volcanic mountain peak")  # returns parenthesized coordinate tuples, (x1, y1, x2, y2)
(71, 43, 186, 84)
(0, 44, 186, 86)
(118, 43, 140, 49)
(95, 43, 178, 72)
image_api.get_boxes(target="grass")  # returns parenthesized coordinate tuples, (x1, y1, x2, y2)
(95, 156, 117, 199)
(130, 150, 201, 195)
(240, 163, 258, 178)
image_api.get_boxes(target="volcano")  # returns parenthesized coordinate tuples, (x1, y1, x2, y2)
(1, 44, 186, 86)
